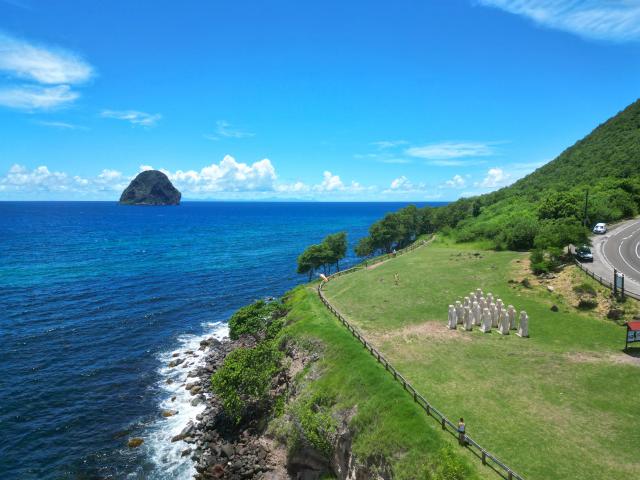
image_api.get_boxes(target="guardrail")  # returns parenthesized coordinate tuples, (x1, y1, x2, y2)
(318, 239, 525, 480)
(573, 259, 640, 301)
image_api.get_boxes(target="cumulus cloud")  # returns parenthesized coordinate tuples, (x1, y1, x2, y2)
(315, 171, 344, 191)
(0, 164, 126, 195)
(444, 174, 467, 188)
(0, 159, 380, 200)
(478, 167, 511, 188)
(384, 175, 428, 194)
(101, 110, 162, 127)
(0, 32, 93, 111)
(477, 0, 640, 42)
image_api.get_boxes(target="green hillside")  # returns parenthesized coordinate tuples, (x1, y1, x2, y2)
(495, 98, 640, 199)
(430, 98, 640, 254)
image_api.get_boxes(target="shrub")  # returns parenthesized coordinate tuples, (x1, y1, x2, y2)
(573, 282, 597, 296)
(228, 299, 287, 340)
(289, 392, 337, 457)
(577, 297, 598, 310)
(430, 445, 467, 480)
(210, 342, 283, 424)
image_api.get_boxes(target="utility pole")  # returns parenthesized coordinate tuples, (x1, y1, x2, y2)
(583, 189, 589, 227)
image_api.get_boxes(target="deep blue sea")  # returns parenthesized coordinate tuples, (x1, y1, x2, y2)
(0, 201, 442, 479)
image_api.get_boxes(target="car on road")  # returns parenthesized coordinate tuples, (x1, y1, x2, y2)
(575, 245, 593, 262)
(593, 222, 607, 234)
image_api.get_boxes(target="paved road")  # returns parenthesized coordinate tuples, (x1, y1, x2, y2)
(588, 218, 640, 296)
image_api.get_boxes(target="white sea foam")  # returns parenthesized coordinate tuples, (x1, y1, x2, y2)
(143, 321, 229, 479)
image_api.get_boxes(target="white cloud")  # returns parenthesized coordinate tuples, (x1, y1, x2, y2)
(477, 0, 640, 42)
(384, 175, 428, 194)
(478, 167, 511, 188)
(35, 120, 86, 130)
(0, 32, 92, 111)
(406, 141, 497, 161)
(205, 120, 255, 140)
(444, 174, 467, 188)
(0, 32, 93, 84)
(0, 85, 79, 110)
(145, 155, 277, 193)
(0, 164, 122, 194)
(371, 140, 408, 149)
(315, 171, 344, 191)
(0, 160, 398, 200)
(101, 110, 162, 127)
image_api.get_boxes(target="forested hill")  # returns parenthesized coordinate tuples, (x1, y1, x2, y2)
(433, 97, 640, 253)
(503, 98, 640, 199)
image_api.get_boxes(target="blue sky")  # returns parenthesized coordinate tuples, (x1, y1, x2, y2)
(0, 0, 639, 201)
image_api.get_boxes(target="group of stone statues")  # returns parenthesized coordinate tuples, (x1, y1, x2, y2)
(447, 288, 529, 337)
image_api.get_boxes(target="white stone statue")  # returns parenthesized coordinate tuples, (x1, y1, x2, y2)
(517, 311, 529, 337)
(447, 304, 457, 330)
(472, 301, 481, 326)
(486, 293, 494, 305)
(463, 306, 473, 331)
(455, 301, 464, 325)
(479, 297, 486, 311)
(498, 309, 510, 335)
(489, 303, 498, 328)
(507, 305, 516, 330)
(496, 299, 504, 316)
(463, 296, 470, 309)
(475, 288, 483, 303)
(480, 307, 492, 333)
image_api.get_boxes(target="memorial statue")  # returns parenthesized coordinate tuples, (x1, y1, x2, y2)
(517, 311, 529, 337)
(447, 304, 457, 330)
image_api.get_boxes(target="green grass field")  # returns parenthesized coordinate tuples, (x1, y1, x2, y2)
(323, 238, 640, 480)
(280, 285, 488, 480)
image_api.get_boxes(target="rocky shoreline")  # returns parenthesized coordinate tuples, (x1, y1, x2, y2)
(169, 333, 289, 480)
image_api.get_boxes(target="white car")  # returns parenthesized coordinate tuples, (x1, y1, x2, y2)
(593, 222, 607, 234)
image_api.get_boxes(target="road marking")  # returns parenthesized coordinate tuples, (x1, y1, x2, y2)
(618, 240, 640, 277)
(636, 241, 640, 261)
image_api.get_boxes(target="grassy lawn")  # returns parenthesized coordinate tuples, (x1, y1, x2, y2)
(281, 285, 488, 480)
(323, 237, 640, 480)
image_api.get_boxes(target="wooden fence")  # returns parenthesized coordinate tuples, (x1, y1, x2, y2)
(317, 239, 526, 480)
(574, 259, 640, 301)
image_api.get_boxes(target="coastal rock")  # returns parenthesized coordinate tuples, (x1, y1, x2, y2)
(119, 170, 181, 206)
(127, 437, 144, 448)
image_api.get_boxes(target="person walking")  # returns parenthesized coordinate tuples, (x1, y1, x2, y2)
(457, 417, 466, 446)
(394, 273, 399, 285)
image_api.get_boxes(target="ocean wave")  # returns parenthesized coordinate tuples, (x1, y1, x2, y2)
(144, 322, 229, 479)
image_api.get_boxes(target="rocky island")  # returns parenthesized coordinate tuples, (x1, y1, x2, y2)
(119, 170, 181, 205)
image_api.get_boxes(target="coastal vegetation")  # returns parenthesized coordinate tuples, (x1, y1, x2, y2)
(297, 232, 348, 279)
(211, 284, 485, 478)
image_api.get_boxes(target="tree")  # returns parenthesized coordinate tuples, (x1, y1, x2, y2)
(324, 232, 347, 271)
(354, 236, 374, 258)
(538, 192, 580, 220)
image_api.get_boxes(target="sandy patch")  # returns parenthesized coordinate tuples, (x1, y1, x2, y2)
(371, 321, 472, 344)
(565, 351, 640, 367)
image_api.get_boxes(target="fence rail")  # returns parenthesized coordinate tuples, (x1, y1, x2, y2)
(318, 239, 525, 480)
(573, 259, 640, 301)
